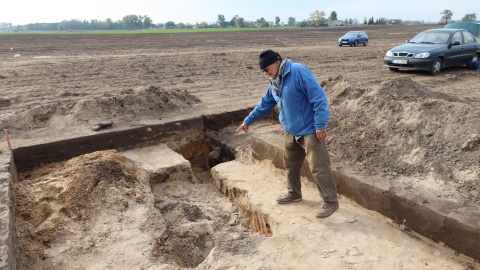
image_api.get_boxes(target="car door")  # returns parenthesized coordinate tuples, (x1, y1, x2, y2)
(359, 32, 366, 44)
(461, 30, 479, 63)
(444, 31, 469, 66)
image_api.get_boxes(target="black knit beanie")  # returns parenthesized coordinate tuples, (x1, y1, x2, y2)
(259, 49, 282, 69)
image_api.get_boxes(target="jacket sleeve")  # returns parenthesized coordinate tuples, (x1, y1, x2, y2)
(243, 86, 278, 126)
(297, 65, 330, 130)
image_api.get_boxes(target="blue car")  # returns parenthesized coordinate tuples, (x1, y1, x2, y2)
(384, 28, 480, 75)
(338, 31, 369, 47)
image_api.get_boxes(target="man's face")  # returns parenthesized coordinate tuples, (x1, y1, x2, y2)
(262, 61, 279, 78)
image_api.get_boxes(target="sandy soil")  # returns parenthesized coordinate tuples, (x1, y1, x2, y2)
(1, 25, 479, 269)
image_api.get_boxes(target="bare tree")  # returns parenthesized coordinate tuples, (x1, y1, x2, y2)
(440, 9, 453, 24)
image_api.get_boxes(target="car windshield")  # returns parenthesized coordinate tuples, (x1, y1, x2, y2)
(409, 31, 450, 44)
(345, 31, 360, 36)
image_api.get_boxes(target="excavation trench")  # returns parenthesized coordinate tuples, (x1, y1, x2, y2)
(2, 110, 480, 269)
(4, 111, 276, 269)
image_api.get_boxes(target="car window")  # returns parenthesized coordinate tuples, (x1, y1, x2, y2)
(463, 31, 475, 44)
(452, 32, 463, 44)
(410, 31, 449, 44)
(410, 32, 427, 43)
(432, 33, 449, 44)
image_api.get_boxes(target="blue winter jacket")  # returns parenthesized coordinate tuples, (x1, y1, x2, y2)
(244, 60, 329, 136)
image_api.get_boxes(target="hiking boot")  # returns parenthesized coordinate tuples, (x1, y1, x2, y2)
(276, 193, 302, 204)
(315, 202, 339, 218)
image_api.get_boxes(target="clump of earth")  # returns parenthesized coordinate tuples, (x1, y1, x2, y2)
(324, 75, 479, 203)
(0, 85, 202, 134)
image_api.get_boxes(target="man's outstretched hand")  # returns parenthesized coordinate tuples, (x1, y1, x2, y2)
(236, 123, 249, 133)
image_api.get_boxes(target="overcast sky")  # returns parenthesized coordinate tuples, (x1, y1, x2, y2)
(2, 0, 478, 25)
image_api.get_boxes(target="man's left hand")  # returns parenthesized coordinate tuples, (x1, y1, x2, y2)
(316, 129, 327, 141)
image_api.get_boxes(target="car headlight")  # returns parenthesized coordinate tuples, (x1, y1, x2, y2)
(338, 38, 341, 41)
(415, 52, 430, 58)
(385, 50, 393, 57)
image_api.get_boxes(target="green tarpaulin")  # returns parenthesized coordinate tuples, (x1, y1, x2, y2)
(445, 22, 479, 36)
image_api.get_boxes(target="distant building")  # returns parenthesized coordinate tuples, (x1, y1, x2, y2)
(387, 19, 403, 25)
(403, 20, 427, 25)
(328, 20, 344, 26)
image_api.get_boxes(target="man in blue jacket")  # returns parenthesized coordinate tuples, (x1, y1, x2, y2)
(236, 49, 339, 218)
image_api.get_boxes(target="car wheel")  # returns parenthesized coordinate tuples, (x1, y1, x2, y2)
(339, 44, 342, 47)
(354, 40, 358, 46)
(466, 53, 479, 69)
(388, 67, 399, 72)
(428, 58, 442, 75)
(363, 40, 368, 46)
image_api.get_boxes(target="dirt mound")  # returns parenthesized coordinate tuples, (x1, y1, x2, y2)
(0, 85, 202, 133)
(13, 150, 159, 268)
(323, 75, 480, 203)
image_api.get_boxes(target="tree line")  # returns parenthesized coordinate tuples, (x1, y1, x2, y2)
(0, 10, 477, 32)
(0, 11, 361, 31)
(1, 15, 153, 32)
